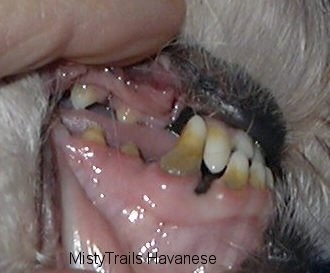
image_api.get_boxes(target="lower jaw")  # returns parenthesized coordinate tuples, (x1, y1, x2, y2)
(50, 122, 270, 273)
(55, 146, 266, 273)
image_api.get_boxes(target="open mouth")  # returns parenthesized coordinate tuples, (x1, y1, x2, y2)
(42, 46, 284, 273)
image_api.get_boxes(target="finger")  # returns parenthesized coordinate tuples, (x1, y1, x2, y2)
(0, 0, 185, 78)
(34, 269, 93, 273)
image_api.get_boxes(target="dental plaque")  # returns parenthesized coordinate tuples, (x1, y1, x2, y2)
(49, 50, 284, 272)
(56, 59, 276, 195)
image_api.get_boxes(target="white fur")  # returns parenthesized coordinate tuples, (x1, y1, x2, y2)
(0, 75, 49, 272)
(183, 0, 330, 257)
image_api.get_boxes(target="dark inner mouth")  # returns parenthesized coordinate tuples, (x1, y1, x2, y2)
(41, 46, 285, 273)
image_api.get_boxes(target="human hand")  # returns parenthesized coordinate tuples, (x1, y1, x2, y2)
(0, 0, 185, 78)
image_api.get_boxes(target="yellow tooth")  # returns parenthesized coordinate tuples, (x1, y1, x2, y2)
(120, 142, 140, 157)
(70, 84, 98, 109)
(222, 151, 249, 190)
(203, 120, 232, 174)
(116, 105, 140, 123)
(249, 160, 266, 189)
(160, 115, 207, 176)
(81, 126, 106, 145)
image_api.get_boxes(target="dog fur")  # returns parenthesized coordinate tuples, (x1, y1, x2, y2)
(0, 1, 329, 272)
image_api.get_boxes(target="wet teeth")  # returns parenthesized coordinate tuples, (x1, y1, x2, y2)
(70, 84, 99, 109)
(249, 160, 266, 189)
(203, 120, 232, 174)
(81, 126, 107, 145)
(233, 131, 254, 159)
(222, 151, 249, 190)
(160, 115, 207, 176)
(120, 142, 141, 157)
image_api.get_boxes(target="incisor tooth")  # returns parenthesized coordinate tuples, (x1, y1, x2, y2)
(222, 151, 249, 190)
(203, 120, 232, 174)
(81, 126, 106, 145)
(160, 115, 207, 176)
(249, 161, 266, 189)
(233, 131, 254, 159)
(70, 84, 99, 109)
(120, 142, 140, 157)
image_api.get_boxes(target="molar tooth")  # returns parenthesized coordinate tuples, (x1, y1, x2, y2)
(233, 131, 254, 159)
(120, 142, 140, 157)
(203, 120, 232, 174)
(160, 115, 207, 176)
(70, 84, 98, 109)
(249, 161, 266, 189)
(222, 151, 249, 190)
(81, 126, 107, 145)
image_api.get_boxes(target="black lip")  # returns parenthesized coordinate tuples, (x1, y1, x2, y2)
(166, 45, 286, 173)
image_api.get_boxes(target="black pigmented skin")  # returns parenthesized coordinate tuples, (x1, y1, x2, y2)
(167, 106, 195, 135)
(168, 46, 286, 172)
(196, 70, 286, 170)
(194, 161, 226, 194)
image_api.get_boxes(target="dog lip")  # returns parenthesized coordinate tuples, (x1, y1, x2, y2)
(167, 46, 286, 170)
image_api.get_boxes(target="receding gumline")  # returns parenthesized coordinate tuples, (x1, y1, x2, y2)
(54, 58, 275, 196)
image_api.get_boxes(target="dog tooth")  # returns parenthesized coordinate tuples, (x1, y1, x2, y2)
(81, 126, 106, 145)
(70, 84, 98, 109)
(203, 120, 232, 174)
(265, 167, 274, 189)
(120, 142, 140, 157)
(160, 115, 207, 176)
(249, 161, 266, 189)
(233, 131, 254, 159)
(252, 146, 265, 164)
(222, 151, 249, 190)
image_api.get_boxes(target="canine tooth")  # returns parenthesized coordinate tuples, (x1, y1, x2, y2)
(70, 84, 98, 109)
(249, 161, 266, 189)
(265, 167, 274, 189)
(81, 126, 106, 145)
(116, 105, 139, 123)
(120, 142, 140, 157)
(222, 151, 249, 190)
(160, 115, 207, 176)
(233, 131, 254, 159)
(203, 120, 232, 174)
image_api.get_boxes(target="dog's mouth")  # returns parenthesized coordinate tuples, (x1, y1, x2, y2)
(42, 46, 285, 273)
